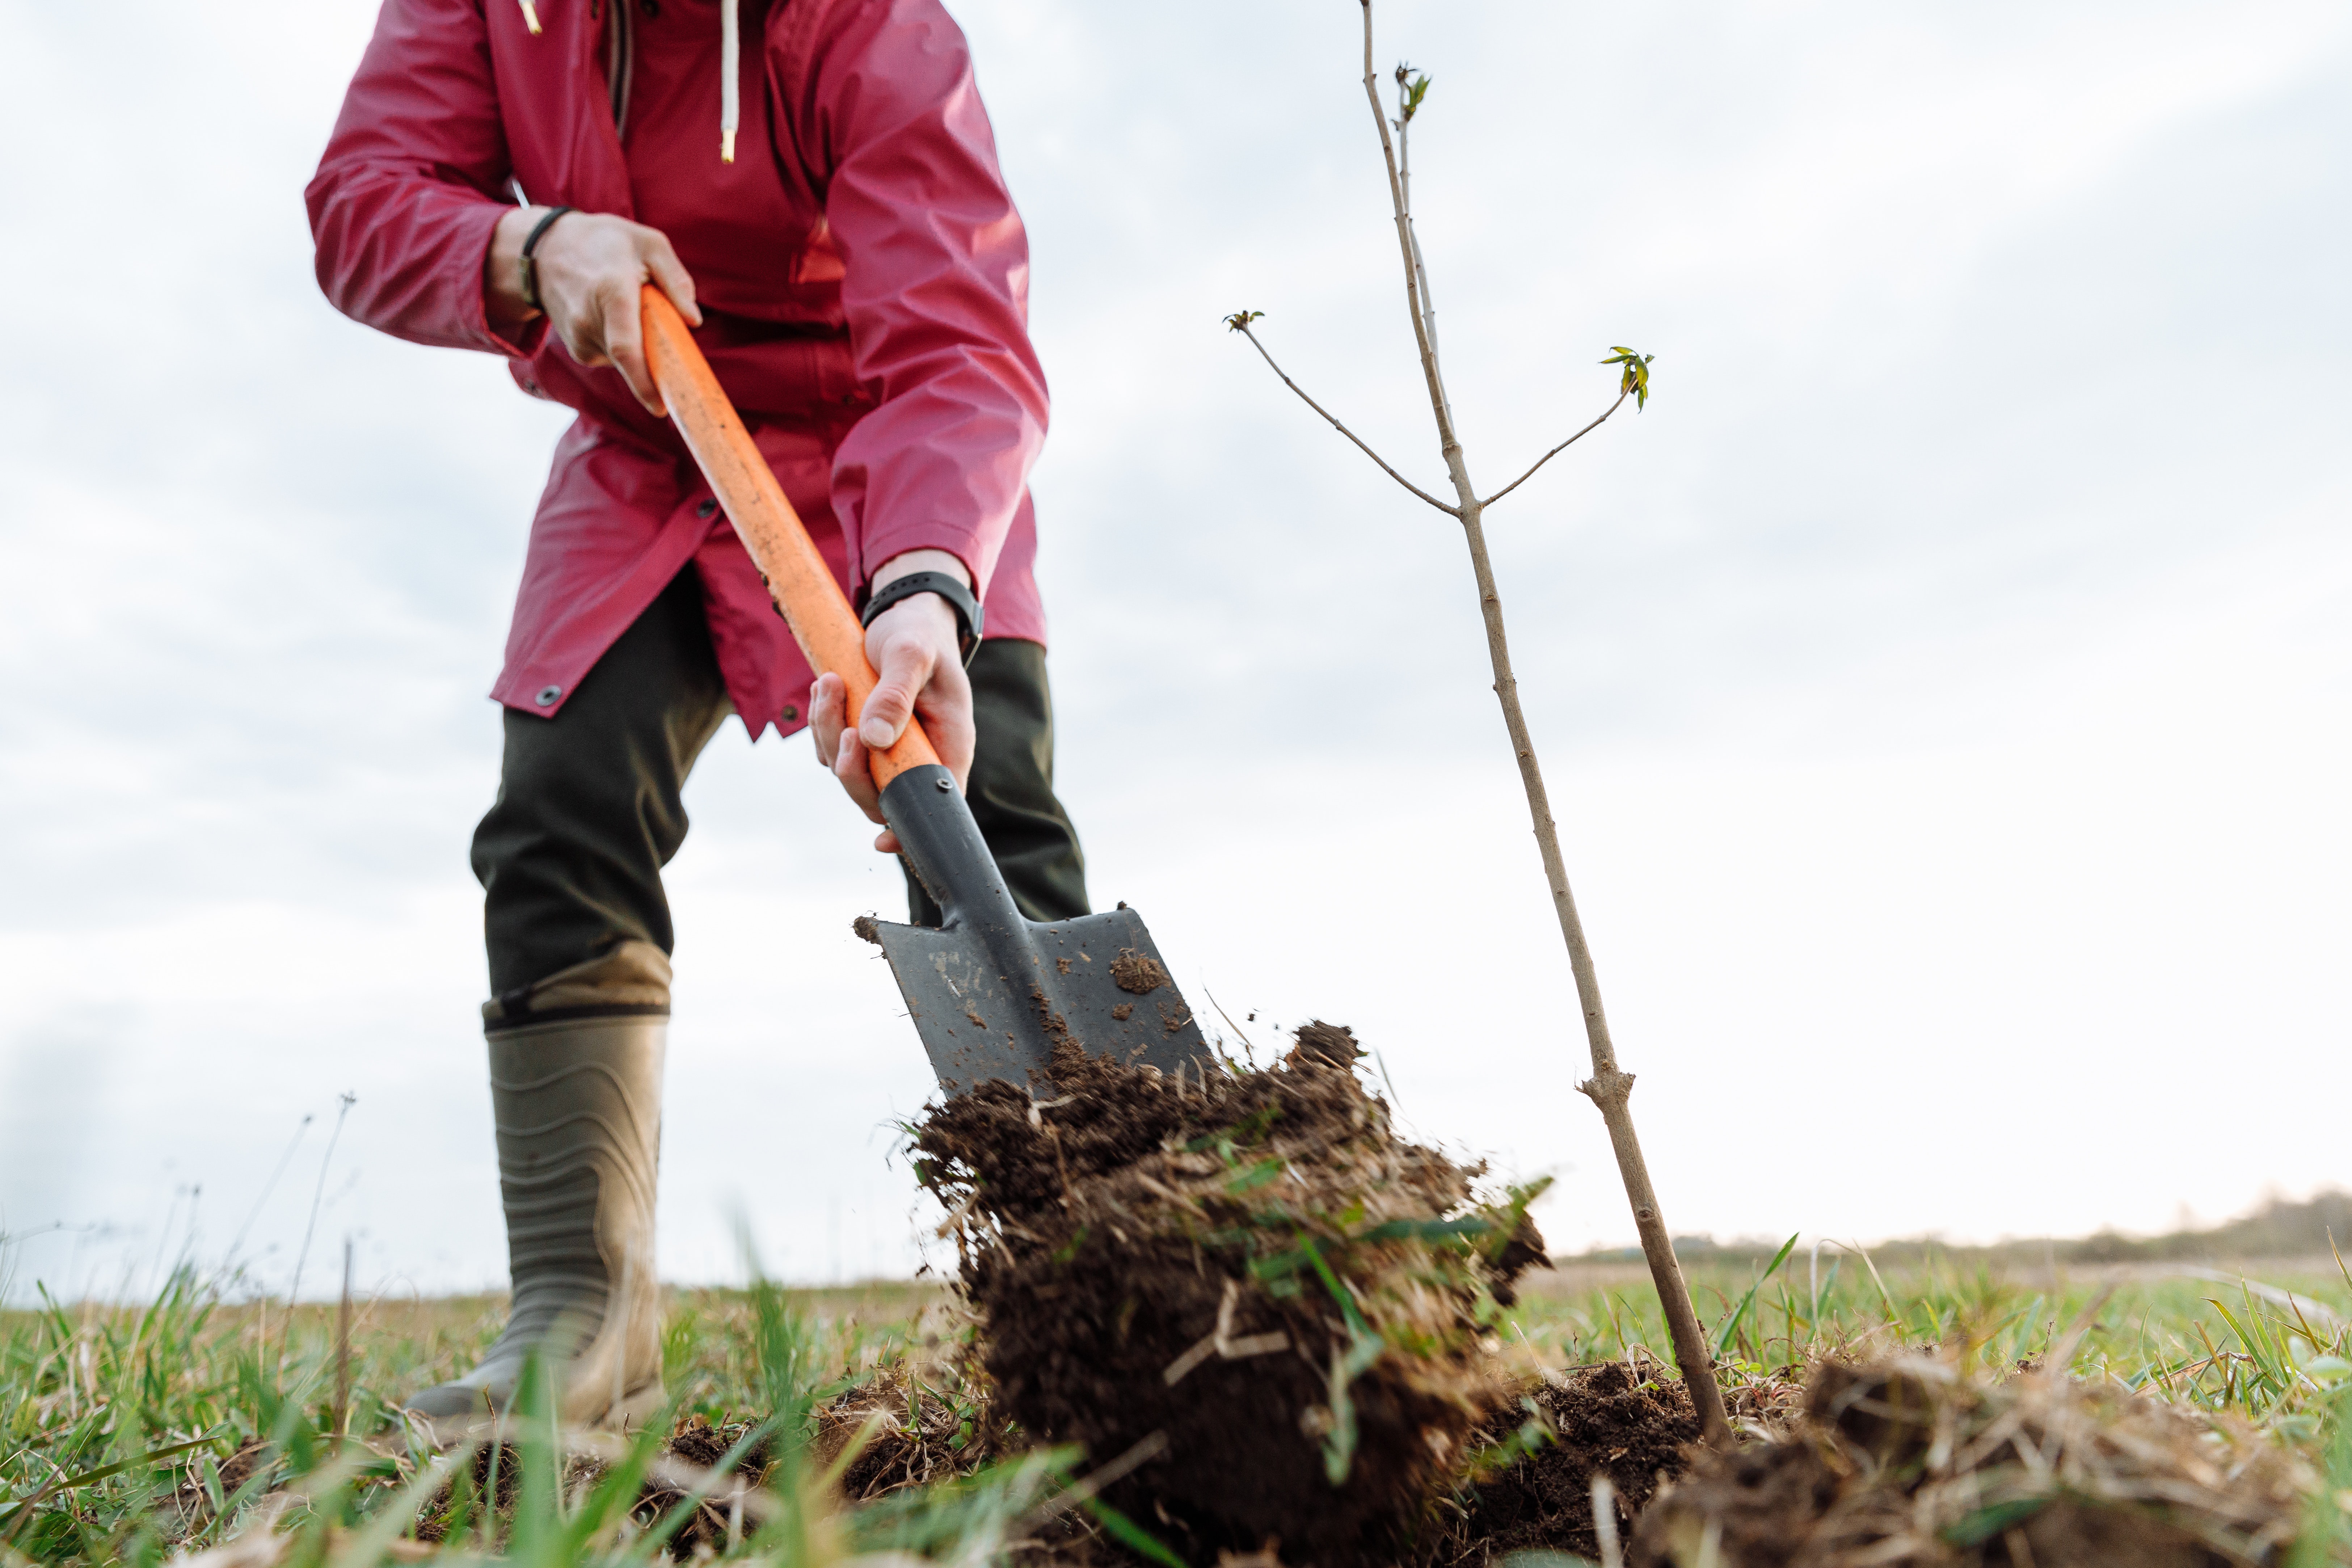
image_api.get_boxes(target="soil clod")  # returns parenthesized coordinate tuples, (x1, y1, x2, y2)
(1110, 949, 1169, 995)
(1629, 1357, 2317, 1567)
(1420, 1360, 1701, 1565)
(633, 1413, 771, 1555)
(911, 1028, 1548, 1561)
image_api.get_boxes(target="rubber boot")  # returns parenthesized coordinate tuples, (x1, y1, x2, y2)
(405, 941, 669, 1433)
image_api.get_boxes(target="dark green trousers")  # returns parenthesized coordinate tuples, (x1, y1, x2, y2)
(472, 567, 1089, 1000)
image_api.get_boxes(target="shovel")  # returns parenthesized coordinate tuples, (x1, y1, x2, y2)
(639, 285, 1213, 1093)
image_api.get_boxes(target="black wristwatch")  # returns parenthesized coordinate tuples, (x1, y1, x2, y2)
(860, 570, 984, 666)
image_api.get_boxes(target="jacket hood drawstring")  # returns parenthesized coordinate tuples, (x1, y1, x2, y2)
(517, 0, 738, 162)
(720, 0, 739, 162)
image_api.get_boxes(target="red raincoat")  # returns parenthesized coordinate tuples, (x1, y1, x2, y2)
(307, 0, 1048, 737)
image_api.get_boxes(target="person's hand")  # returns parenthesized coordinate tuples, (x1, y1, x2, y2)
(809, 550, 976, 854)
(485, 206, 700, 415)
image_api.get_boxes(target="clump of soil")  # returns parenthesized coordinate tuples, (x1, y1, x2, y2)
(1420, 1360, 1701, 1565)
(909, 1023, 1550, 1561)
(411, 1441, 526, 1543)
(1109, 948, 1170, 995)
(408, 1415, 770, 1552)
(1630, 1357, 2319, 1567)
(634, 1413, 772, 1555)
(817, 1310, 1012, 1501)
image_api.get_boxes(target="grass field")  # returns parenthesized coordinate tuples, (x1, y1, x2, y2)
(5, 1245, 2351, 1567)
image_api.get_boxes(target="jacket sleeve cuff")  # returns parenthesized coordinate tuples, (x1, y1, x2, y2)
(857, 531, 985, 595)
(455, 201, 545, 359)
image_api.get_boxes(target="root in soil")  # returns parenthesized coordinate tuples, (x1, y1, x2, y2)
(910, 1023, 1552, 1561)
(1630, 1356, 2322, 1567)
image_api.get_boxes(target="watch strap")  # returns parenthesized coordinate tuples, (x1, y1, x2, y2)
(860, 569, 983, 666)
(518, 205, 575, 313)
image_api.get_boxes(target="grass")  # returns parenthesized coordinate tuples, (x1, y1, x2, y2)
(5, 1249, 2351, 1566)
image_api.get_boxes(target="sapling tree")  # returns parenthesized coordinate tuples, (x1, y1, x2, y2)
(1226, 0, 1730, 1444)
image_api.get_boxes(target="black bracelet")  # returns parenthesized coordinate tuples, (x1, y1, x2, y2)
(860, 570, 984, 666)
(518, 205, 574, 312)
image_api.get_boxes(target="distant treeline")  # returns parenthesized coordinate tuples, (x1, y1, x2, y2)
(1571, 1189, 2352, 1269)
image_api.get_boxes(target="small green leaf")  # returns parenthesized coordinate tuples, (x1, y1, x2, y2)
(1393, 63, 1431, 122)
(1223, 309, 1265, 331)
(1598, 346, 1657, 409)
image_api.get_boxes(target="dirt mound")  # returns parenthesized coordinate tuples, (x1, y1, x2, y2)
(910, 1024, 1550, 1561)
(411, 1439, 525, 1540)
(1630, 1358, 2318, 1567)
(817, 1316, 1012, 1501)
(636, 1413, 772, 1555)
(1420, 1360, 1702, 1564)
(408, 1416, 770, 1552)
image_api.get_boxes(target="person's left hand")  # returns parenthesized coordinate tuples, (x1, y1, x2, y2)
(809, 549, 975, 853)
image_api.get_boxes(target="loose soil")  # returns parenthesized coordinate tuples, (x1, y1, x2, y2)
(1629, 1358, 2315, 1567)
(909, 1023, 1551, 1562)
(1417, 1360, 1700, 1565)
(408, 1416, 771, 1554)
(392, 1351, 2319, 1568)
(637, 1414, 772, 1556)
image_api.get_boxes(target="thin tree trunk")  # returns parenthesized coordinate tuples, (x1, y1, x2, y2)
(1355, 0, 1730, 1446)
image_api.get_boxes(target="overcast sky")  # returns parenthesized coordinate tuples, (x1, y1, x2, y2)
(2, 0, 2347, 1303)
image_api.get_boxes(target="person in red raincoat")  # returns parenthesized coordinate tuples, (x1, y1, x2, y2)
(307, 0, 1087, 1429)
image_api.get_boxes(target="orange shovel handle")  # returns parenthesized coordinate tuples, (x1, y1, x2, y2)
(640, 284, 940, 791)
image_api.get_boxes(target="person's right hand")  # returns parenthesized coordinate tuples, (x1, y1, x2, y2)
(485, 206, 701, 415)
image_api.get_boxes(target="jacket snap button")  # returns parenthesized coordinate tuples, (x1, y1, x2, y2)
(535, 685, 562, 707)
(696, 498, 717, 518)
(780, 704, 799, 721)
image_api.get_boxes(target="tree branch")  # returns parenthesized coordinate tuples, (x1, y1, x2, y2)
(1395, 74, 1450, 423)
(1232, 323, 1460, 517)
(1361, 7, 1457, 462)
(1479, 390, 1628, 509)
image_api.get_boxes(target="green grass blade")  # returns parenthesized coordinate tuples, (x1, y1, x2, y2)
(1712, 1234, 1799, 1359)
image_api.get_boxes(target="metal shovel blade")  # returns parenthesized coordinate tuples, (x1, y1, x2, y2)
(868, 765, 1214, 1092)
(867, 907, 1211, 1092)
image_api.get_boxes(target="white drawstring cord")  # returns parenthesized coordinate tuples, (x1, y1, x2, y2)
(518, 0, 542, 34)
(720, 0, 739, 162)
